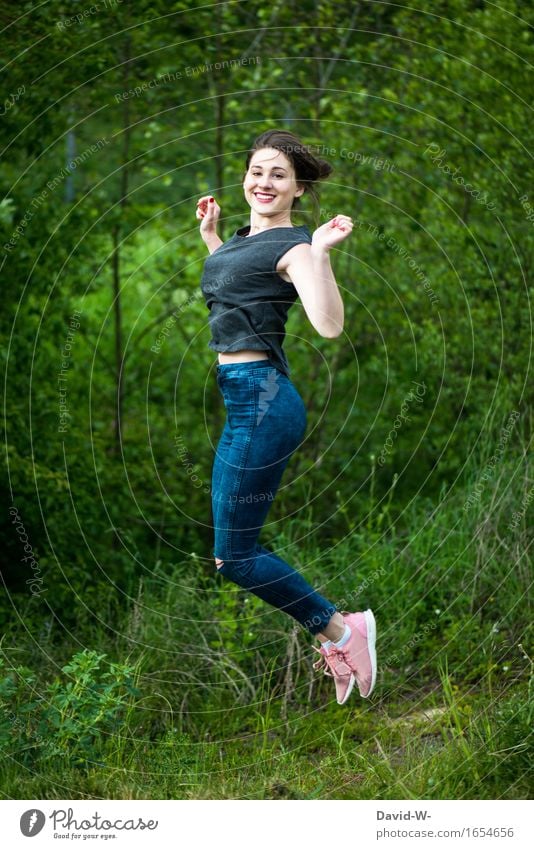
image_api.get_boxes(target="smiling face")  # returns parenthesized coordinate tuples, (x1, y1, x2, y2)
(242, 147, 305, 217)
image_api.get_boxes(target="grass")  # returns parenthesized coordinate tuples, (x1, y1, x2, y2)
(0, 438, 532, 800)
(1, 670, 530, 799)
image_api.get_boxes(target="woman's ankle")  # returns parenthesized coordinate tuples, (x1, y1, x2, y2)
(318, 612, 345, 643)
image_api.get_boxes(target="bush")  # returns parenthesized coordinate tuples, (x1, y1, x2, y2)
(0, 649, 140, 768)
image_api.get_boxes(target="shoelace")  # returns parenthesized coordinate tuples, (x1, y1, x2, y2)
(312, 644, 354, 678)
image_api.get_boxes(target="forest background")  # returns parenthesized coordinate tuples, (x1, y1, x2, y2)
(0, 0, 532, 800)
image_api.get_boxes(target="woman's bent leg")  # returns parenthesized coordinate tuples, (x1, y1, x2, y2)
(211, 363, 337, 635)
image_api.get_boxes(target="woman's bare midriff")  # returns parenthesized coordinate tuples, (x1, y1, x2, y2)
(217, 349, 269, 364)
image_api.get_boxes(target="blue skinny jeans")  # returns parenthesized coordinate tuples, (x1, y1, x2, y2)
(211, 358, 337, 635)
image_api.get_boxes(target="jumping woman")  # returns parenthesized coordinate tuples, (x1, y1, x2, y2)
(196, 129, 377, 705)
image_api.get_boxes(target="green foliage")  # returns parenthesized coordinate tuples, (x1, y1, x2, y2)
(0, 650, 140, 767)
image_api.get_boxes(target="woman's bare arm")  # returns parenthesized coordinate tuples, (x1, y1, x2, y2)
(196, 195, 223, 254)
(278, 215, 353, 337)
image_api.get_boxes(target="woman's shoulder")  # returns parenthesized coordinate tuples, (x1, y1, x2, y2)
(280, 224, 312, 247)
(289, 224, 312, 237)
(270, 224, 313, 244)
(233, 224, 312, 241)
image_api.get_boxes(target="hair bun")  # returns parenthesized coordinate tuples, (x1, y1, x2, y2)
(316, 158, 334, 180)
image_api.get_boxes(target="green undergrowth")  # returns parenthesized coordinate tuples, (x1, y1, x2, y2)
(1, 663, 531, 799)
(1, 443, 532, 799)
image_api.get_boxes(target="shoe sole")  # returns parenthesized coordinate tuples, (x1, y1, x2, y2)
(359, 608, 377, 698)
(338, 673, 355, 706)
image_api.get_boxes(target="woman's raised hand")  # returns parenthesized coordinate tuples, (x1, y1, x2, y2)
(196, 195, 221, 235)
(311, 215, 353, 252)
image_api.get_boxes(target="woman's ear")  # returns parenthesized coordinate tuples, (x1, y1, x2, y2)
(295, 182, 305, 197)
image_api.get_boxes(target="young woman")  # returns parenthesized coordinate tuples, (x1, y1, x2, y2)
(196, 129, 377, 705)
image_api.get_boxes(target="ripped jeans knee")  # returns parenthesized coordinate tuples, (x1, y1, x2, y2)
(214, 551, 256, 580)
(212, 545, 337, 633)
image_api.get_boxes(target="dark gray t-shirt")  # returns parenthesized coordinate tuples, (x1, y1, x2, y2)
(200, 223, 312, 377)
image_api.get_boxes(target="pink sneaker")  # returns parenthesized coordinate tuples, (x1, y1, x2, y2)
(342, 610, 377, 698)
(312, 643, 356, 705)
(313, 609, 377, 704)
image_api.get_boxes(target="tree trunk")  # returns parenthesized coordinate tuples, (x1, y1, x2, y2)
(111, 34, 132, 455)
